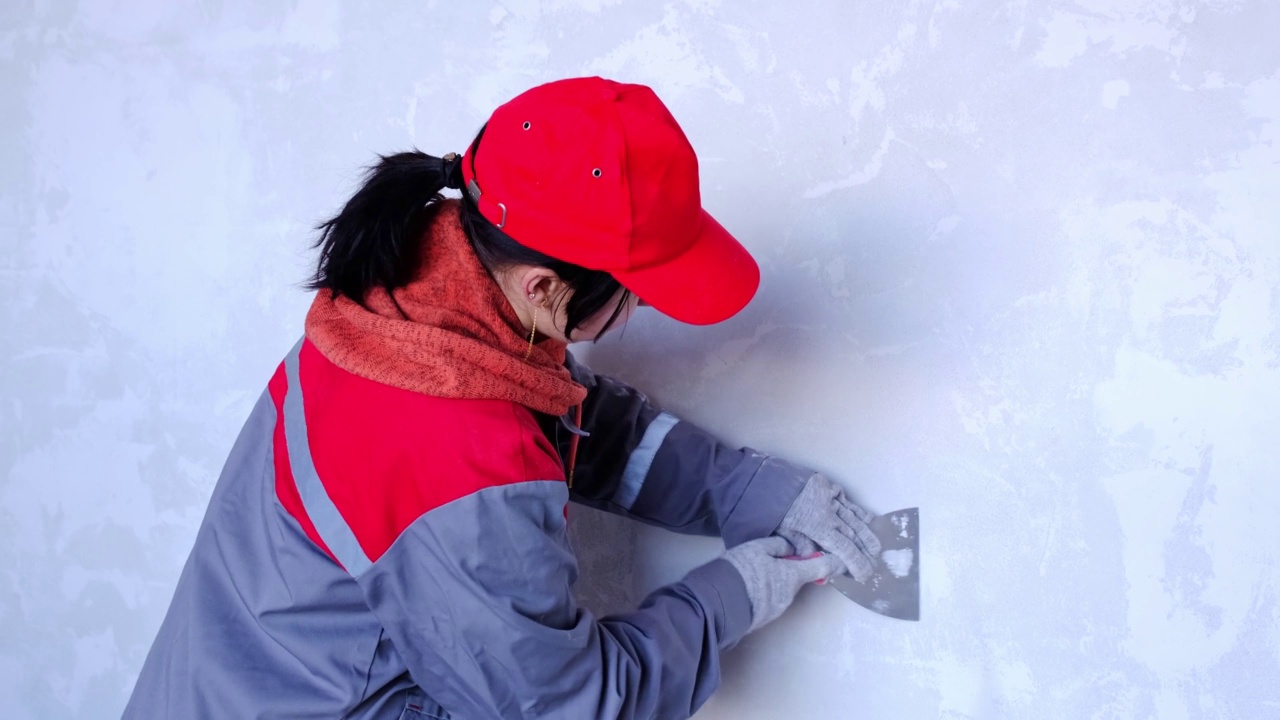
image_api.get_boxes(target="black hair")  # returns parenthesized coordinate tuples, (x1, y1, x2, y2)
(307, 136, 631, 341)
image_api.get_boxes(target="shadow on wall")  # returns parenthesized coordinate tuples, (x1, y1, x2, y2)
(570, 505, 643, 617)
(567, 144, 998, 616)
(565, 135, 1085, 681)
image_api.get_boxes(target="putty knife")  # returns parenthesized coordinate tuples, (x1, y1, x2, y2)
(828, 507, 920, 621)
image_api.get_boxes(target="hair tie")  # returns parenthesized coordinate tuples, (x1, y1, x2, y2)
(441, 152, 465, 191)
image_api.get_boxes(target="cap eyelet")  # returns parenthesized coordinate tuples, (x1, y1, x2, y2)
(522, 121, 531, 130)
(592, 168, 602, 178)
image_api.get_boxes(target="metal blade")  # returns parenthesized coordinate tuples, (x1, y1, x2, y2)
(827, 507, 920, 621)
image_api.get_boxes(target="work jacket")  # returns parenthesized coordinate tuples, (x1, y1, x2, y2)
(123, 337, 809, 719)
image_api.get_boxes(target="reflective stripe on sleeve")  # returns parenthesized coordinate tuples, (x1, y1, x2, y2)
(282, 339, 373, 576)
(613, 412, 679, 510)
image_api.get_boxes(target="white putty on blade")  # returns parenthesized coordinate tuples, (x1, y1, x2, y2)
(893, 512, 910, 538)
(881, 548, 914, 578)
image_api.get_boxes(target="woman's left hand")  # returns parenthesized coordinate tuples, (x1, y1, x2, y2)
(775, 473, 882, 582)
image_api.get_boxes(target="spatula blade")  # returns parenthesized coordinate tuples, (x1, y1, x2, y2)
(827, 507, 920, 621)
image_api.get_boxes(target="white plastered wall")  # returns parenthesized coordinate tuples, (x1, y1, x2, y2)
(3, 2, 1278, 718)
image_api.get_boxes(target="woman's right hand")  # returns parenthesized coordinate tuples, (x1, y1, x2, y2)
(723, 536, 843, 633)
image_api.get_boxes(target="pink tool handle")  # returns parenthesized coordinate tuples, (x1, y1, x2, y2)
(783, 552, 829, 584)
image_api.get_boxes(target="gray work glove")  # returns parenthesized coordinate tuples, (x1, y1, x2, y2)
(724, 536, 844, 632)
(776, 473, 882, 582)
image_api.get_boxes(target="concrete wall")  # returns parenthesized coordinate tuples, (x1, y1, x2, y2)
(3, 1, 1278, 717)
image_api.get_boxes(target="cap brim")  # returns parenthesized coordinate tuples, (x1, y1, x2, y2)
(613, 210, 760, 326)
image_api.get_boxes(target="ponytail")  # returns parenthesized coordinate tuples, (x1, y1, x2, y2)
(307, 150, 465, 300)
(308, 142, 632, 342)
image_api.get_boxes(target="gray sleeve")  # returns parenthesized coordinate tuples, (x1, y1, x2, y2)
(562, 352, 808, 547)
(356, 480, 753, 720)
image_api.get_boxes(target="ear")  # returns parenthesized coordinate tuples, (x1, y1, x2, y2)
(517, 266, 566, 307)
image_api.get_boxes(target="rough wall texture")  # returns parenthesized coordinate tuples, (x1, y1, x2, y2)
(3, 1, 1278, 718)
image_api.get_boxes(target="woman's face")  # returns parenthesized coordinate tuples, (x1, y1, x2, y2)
(504, 264, 647, 344)
(562, 287, 643, 342)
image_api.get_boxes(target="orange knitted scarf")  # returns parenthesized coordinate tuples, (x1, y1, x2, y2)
(304, 200, 588, 416)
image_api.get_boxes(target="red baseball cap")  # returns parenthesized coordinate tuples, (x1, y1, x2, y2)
(460, 77, 760, 326)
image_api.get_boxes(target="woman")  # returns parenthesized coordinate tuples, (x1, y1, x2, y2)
(124, 76, 881, 720)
